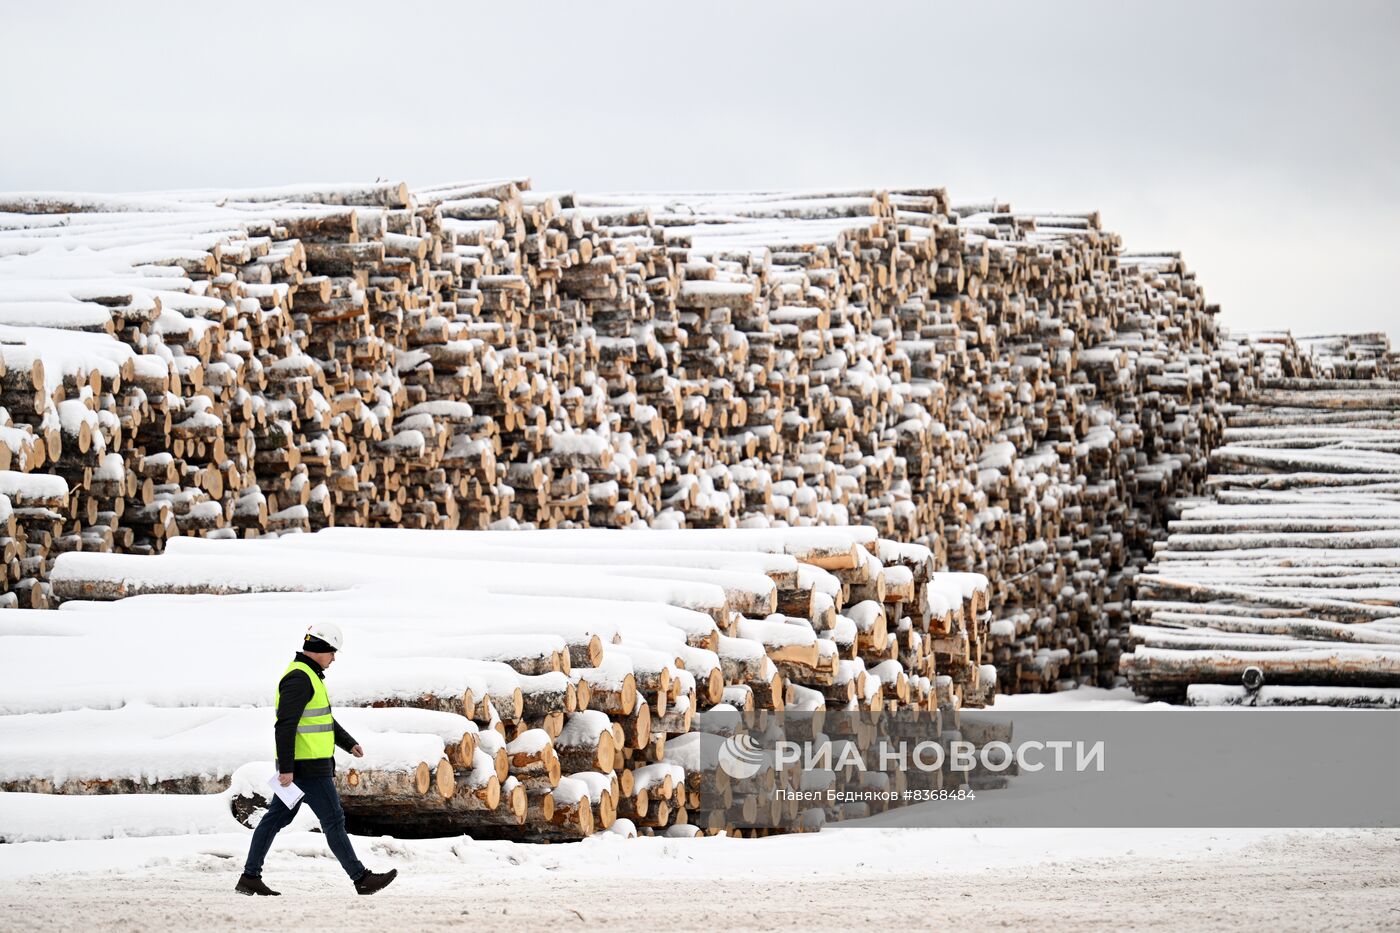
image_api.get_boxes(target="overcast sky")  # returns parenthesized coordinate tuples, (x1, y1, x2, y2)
(2, 1, 1396, 340)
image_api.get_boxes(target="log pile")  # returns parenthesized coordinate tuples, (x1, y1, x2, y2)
(1123, 333, 1400, 704)
(1, 526, 995, 838)
(0, 180, 1238, 694)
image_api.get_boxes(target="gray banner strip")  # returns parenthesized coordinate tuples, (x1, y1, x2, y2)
(690, 709, 1400, 829)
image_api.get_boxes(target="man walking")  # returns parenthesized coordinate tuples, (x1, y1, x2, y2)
(236, 623, 398, 896)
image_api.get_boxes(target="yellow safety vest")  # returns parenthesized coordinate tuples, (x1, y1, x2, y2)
(278, 660, 335, 761)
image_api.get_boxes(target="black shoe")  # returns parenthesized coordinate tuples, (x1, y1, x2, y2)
(235, 874, 281, 896)
(354, 868, 397, 896)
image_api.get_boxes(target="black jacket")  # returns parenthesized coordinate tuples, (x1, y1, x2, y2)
(275, 652, 358, 777)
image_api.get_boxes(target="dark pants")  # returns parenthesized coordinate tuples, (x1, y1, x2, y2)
(243, 774, 366, 882)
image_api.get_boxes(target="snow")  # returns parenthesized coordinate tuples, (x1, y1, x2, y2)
(989, 618, 1017, 638)
(56, 399, 97, 435)
(0, 637, 504, 715)
(603, 644, 678, 680)
(0, 470, 68, 501)
(0, 814, 1362, 880)
(555, 710, 611, 746)
(787, 683, 825, 711)
(882, 564, 914, 588)
(0, 705, 455, 785)
(797, 563, 842, 597)
(50, 550, 358, 594)
(92, 452, 125, 482)
(403, 400, 474, 421)
(1129, 645, 1400, 667)
(989, 686, 1168, 711)
(822, 614, 858, 645)
(737, 616, 817, 648)
(978, 441, 1017, 471)
(337, 707, 478, 742)
(505, 729, 550, 757)
(0, 324, 134, 392)
(571, 653, 634, 692)
(0, 791, 246, 844)
(630, 762, 683, 791)
(844, 600, 885, 631)
(1186, 684, 1400, 706)
(310, 524, 878, 555)
(869, 659, 905, 686)
(549, 432, 609, 456)
(0, 827, 1391, 933)
(62, 543, 739, 616)
(53, 589, 674, 654)
(928, 571, 990, 599)
(660, 731, 721, 771)
(567, 771, 613, 803)
(606, 818, 638, 838)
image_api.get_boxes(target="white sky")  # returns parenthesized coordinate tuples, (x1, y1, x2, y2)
(2, 1, 1396, 341)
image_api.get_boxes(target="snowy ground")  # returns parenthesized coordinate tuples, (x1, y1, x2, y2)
(988, 684, 1169, 710)
(1, 827, 1396, 931)
(2, 689, 1396, 931)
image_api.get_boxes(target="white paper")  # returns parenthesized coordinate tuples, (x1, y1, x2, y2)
(267, 775, 305, 809)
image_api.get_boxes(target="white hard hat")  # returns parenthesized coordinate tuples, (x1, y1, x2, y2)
(304, 622, 344, 652)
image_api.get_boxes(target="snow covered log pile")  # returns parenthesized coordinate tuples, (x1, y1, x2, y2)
(1, 526, 994, 839)
(0, 180, 1235, 693)
(1123, 332, 1400, 705)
